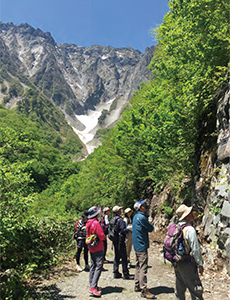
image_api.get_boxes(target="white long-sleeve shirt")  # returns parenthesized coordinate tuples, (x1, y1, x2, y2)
(180, 220, 204, 266)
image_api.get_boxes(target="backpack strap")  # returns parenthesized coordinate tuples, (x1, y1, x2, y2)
(181, 223, 192, 254)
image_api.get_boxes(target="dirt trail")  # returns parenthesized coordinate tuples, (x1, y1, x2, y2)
(33, 237, 230, 300)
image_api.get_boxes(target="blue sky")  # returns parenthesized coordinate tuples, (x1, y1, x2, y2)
(0, 0, 169, 52)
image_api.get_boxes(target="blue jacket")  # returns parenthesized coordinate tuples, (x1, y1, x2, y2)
(132, 211, 153, 252)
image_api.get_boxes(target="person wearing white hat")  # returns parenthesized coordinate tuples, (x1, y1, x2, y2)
(174, 204, 204, 300)
(111, 206, 133, 279)
(123, 208, 133, 266)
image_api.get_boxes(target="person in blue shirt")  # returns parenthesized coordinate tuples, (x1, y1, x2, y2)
(132, 200, 156, 299)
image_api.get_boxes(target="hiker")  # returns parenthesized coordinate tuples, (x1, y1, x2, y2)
(74, 211, 90, 272)
(86, 206, 105, 297)
(100, 207, 110, 263)
(111, 205, 132, 279)
(174, 204, 204, 300)
(123, 207, 133, 267)
(132, 199, 156, 299)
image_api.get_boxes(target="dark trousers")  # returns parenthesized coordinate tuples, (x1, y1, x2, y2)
(174, 261, 204, 300)
(113, 241, 129, 276)
(103, 238, 107, 260)
(75, 239, 88, 265)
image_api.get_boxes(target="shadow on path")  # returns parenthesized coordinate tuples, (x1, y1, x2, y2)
(101, 286, 123, 295)
(149, 286, 174, 296)
(31, 284, 76, 300)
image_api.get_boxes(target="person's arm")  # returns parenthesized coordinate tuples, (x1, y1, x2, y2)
(185, 226, 204, 270)
(96, 221, 106, 241)
(104, 215, 109, 225)
(142, 215, 154, 232)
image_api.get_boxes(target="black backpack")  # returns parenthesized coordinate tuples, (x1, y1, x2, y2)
(73, 219, 86, 240)
(108, 216, 119, 242)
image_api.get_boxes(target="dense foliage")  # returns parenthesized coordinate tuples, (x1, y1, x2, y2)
(0, 120, 78, 299)
(56, 0, 229, 211)
(0, 0, 229, 298)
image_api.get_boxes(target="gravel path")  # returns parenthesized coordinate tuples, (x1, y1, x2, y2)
(33, 239, 230, 300)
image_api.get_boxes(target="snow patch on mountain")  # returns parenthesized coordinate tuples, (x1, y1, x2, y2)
(73, 98, 115, 154)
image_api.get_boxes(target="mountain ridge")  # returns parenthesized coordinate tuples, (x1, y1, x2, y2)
(0, 22, 154, 155)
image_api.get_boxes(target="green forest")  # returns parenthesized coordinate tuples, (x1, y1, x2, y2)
(0, 0, 229, 298)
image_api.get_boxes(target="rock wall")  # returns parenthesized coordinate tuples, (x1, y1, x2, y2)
(151, 82, 230, 275)
(201, 83, 230, 274)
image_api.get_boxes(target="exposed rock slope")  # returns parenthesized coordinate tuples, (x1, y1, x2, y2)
(0, 22, 154, 154)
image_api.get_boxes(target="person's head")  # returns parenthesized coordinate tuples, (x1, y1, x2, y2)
(82, 210, 89, 221)
(88, 206, 101, 219)
(103, 207, 110, 215)
(176, 204, 195, 222)
(124, 208, 133, 218)
(113, 205, 122, 215)
(134, 200, 148, 213)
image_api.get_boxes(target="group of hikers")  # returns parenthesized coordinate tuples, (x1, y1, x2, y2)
(73, 200, 204, 299)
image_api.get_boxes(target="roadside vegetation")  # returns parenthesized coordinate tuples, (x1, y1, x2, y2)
(0, 1, 229, 298)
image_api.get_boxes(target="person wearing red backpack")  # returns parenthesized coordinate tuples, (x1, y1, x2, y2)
(86, 206, 105, 297)
(174, 204, 204, 300)
(74, 211, 90, 272)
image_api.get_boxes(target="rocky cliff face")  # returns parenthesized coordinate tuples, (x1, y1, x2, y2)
(0, 22, 154, 154)
(200, 83, 230, 274)
(152, 82, 230, 275)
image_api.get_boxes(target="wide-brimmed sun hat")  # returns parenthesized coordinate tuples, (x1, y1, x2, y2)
(112, 205, 122, 213)
(124, 208, 132, 214)
(176, 204, 193, 221)
(134, 199, 146, 211)
(88, 206, 101, 218)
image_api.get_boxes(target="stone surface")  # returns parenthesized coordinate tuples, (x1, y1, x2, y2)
(221, 200, 230, 218)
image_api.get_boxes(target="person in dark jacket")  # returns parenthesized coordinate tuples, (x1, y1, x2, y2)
(74, 211, 90, 272)
(132, 200, 156, 299)
(111, 206, 133, 279)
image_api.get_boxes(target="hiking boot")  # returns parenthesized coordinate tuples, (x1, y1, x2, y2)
(76, 264, 83, 272)
(84, 264, 90, 272)
(113, 272, 122, 278)
(134, 285, 141, 292)
(141, 288, 156, 299)
(123, 274, 134, 280)
(89, 287, 101, 297)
